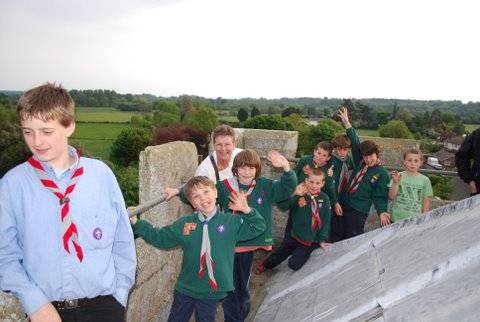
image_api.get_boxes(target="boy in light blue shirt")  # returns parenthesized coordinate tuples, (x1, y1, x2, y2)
(0, 83, 136, 322)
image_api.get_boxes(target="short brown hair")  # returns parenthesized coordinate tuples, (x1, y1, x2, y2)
(332, 134, 352, 149)
(403, 148, 423, 160)
(315, 141, 333, 155)
(304, 165, 325, 181)
(212, 124, 235, 143)
(184, 176, 216, 201)
(232, 149, 261, 178)
(360, 140, 380, 156)
(17, 83, 75, 127)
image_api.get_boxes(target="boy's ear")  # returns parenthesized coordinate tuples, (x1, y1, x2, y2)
(66, 121, 76, 138)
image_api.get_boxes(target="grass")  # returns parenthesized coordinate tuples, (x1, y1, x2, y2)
(76, 107, 145, 123)
(357, 128, 379, 137)
(71, 122, 131, 160)
(465, 124, 480, 132)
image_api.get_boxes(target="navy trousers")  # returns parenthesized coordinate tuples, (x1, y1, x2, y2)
(330, 203, 368, 242)
(263, 235, 317, 271)
(222, 251, 254, 322)
(167, 290, 220, 322)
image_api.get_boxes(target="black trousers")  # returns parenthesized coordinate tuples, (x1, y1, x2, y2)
(264, 235, 317, 271)
(330, 203, 368, 242)
(56, 295, 125, 322)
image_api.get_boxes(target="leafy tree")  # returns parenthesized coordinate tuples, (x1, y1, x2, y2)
(281, 106, 302, 117)
(184, 106, 218, 133)
(305, 119, 344, 153)
(153, 125, 209, 158)
(429, 175, 452, 199)
(152, 100, 181, 128)
(0, 108, 31, 177)
(111, 164, 139, 207)
(179, 95, 194, 121)
(251, 106, 260, 118)
(378, 120, 413, 139)
(242, 115, 294, 131)
(284, 114, 311, 156)
(237, 107, 249, 122)
(110, 128, 152, 167)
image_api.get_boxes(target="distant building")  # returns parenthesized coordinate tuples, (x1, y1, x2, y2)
(433, 150, 456, 168)
(443, 135, 465, 151)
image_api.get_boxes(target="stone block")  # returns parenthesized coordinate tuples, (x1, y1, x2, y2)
(127, 141, 197, 322)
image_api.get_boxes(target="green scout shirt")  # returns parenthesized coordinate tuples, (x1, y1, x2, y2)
(133, 209, 266, 300)
(278, 191, 331, 243)
(179, 171, 297, 247)
(216, 171, 297, 247)
(294, 155, 337, 205)
(345, 165, 390, 215)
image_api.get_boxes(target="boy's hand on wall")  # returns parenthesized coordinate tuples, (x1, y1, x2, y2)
(164, 187, 179, 200)
(319, 242, 331, 250)
(379, 212, 391, 227)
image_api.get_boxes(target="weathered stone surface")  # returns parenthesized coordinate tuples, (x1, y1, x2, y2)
(242, 129, 298, 159)
(127, 141, 197, 322)
(255, 195, 480, 321)
(0, 292, 26, 322)
(360, 136, 419, 168)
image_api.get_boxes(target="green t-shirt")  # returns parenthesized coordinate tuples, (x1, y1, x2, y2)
(390, 171, 433, 222)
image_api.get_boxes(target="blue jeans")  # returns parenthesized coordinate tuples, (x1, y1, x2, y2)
(331, 203, 368, 242)
(222, 251, 254, 322)
(168, 290, 220, 322)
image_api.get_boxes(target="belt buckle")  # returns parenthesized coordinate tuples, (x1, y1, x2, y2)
(64, 299, 79, 309)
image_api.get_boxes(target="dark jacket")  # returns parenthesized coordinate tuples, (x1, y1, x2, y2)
(455, 128, 480, 190)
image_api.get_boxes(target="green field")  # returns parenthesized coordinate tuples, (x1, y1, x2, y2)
(357, 128, 379, 137)
(465, 124, 480, 132)
(76, 107, 144, 123)
(71, 122, 131, 160)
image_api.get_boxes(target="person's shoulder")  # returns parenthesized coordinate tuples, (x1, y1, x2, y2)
(81, 157, 112, 172)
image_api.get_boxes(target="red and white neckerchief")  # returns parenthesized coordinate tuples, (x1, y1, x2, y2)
(338, 162, 349, 193)
(348, 160, 381, 194)
(223, 177, 256, 196)
(28, 154, 84, 262)
(308, 194, 321, 231)
(197, 210, 218, 291)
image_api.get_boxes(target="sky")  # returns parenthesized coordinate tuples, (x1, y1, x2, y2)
(1, 0, 479, 102)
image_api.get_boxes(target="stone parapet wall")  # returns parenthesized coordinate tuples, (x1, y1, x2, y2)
(128, 142, 197, 322)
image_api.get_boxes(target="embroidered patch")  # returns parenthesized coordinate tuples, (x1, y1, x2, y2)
(217, 224, 226, 234)
(93, 227, 103, 240)
(317, 199, 324, 208)
(183, 222, 197, 235)
(370, 174, 380, 184)
(256, 197, 263, 205)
